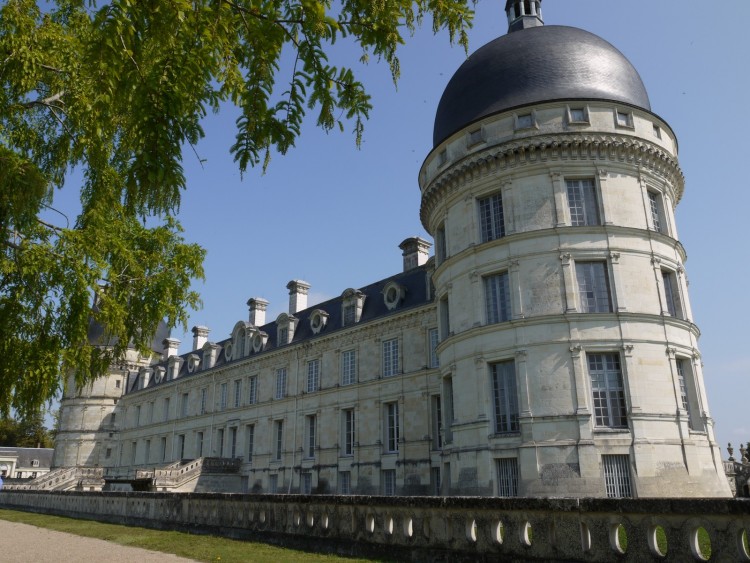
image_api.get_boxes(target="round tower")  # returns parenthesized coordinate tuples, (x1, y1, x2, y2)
(420, 1, 730, 497)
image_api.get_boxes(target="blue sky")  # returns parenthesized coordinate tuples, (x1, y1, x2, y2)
(48, 1, 749, 456)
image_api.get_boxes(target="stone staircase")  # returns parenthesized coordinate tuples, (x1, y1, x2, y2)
(3, 466, 104, 492)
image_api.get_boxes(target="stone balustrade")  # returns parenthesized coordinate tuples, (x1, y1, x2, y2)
(0, 491, 748, 561)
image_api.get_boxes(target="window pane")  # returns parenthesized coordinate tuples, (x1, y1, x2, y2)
(479, 193, 505, 242)
(485, 273, 511, 323)
(576, 262, 612, 313)
(491, 360, 519, 433)
(588, 353, 627, 428)
(567, 179, 600, 226)
(383, 339, 399, 377)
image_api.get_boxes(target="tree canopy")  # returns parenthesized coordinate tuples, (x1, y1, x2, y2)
(0, 0, 474, 416)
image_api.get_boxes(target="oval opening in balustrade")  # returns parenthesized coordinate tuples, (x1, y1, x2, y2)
(493, 520, 504, 544)
(739, 529, 750, 562)
(365, 514, 375, 534)
(648, 525, 668, 557)
(466, 519, 478, 543)
(321, 513, 329, 530)
(259, 510, 266, 524)
(580, 522, 592, 553)
(385, 516, 394, 535)
(690, 526, 711, 561)
(306, 512, 315, 528)
(610, 524, 628, 555)
(293, 510, 301, 527)
(402, 517, 413, 538)
(520, 521, 533, 547)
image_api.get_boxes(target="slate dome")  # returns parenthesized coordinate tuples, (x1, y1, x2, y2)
(433, 25, 651, 147)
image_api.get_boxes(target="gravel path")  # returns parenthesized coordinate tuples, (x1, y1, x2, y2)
(0, 519, 197, 563)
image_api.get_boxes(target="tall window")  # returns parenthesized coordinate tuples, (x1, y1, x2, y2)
(676, 359, 696, 430)
(576, 261, 612, 313)
(431, 395, 443, 450)
(343, 304, 356, 326)
(217, 428, 224, 457)
(269, 474, 278, 494)
(491, 360, 519, 433)
(306, 359, 320, 393)
(180, 393, 189, 418)
(196, 431, 203, 457)
(431, 467, 441, 496)
(219, 382, 228, 410)
(247, 376, 258, 404)
(602, 454, 632, 498)
(648, 191, 664, 232)
(428, 328, 440, 368)
(496, 458, 520, 497)
(131, 441, 137, 465)
(305, 415, 316, 458)
(278, 327, 289, 346)
(478, 193, 505, 242)
(302, 472, 312, 494)
(233, 379, 242, 408)
(274, 420, 283, 460)
(160, 436, 167, 462)
(383, 469, 396, 496)
(246, 424, 255, 465)
(339, 471, 351, 494)
(567, 179, 600, 226)
(163, 397, 170, 422)
(385, 402, 400, 452)
(275, 368, 287, 399)
(145, 440, 150, 463)
(485, 272, 511, 323)
(341, 350, 356, 385)
(200, 388, 207, 415)
(135, 405, 141, 426)
(343, 409, 355, 456)
(177, 434, 185, 459)
(662, 270, 683, 319)
(382, 338, 399, 377)
(435, 224, 447, 264)
(589, 353, 627, 428)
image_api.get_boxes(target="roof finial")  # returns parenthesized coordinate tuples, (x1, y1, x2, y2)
(505, 0, 544, 33)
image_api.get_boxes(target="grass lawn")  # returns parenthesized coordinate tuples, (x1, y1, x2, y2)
(0, 509, 377, 563)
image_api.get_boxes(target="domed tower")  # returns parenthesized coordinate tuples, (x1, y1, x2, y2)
(52, 318, 172, 468)
(420, 1, 730, 497)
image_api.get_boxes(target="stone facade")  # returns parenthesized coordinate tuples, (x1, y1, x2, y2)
(52, 3, 731, 498)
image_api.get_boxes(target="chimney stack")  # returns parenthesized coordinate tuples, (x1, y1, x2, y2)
(287, 280, 311, 314)
(191, 325, 209, 350)
(162, 337, 180, 358)
(399, 237, 432, 271)
(247, 297, 269, 326)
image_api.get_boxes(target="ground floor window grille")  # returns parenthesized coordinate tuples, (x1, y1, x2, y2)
(383, 469, 396, 496)
(339, 471, 351, 494)
(603, 454, 632, 498)
(496, 458, 519, 497)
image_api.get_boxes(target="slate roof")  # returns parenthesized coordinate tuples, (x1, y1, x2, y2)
(0, 447, 54, 469)
(127, 264, 433, 394)
(433, 25, 651, 147)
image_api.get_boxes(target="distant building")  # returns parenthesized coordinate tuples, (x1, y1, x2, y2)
(52, 1, 730, 498)
(0, 447, 53, 479)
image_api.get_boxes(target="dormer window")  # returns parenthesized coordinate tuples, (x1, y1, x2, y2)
(251, 330, 268, 353)
(437, 148, 448, 167)
(154, 366, 166, 383)
(187, 353, 200, 373)
(168, 356, 183, 380)
(276, 313, 298, 346)
(341, 289, 366, 326)
(467, 128, 483, 147)
(383, 281, 406, 311)
(31, 459, 39, 468)
(202, 342, 220, 370)
(515, 111, 536, 130)
(615, 109, 634, 128)
(309, 309, 329, 334)
(567, 106, 589, 124)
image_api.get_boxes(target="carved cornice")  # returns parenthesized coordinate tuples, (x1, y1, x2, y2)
(420, 132, 685, 229)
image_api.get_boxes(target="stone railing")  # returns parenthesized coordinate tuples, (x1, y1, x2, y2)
(1, 491, 748, 561)
(2, 467, 103, 492)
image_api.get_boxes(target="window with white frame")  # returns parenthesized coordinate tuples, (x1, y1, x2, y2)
(339, 471, 351, 494)
(496, 458, 520, 497)
(306, 359, 320, 393)
(342, 304, 356, 326)
(180, 393, 189, 418)
(485, 272, 511, 323)
(246, 424, 255, 465)
(382, 338, 399, 377)
(576, 261, 612, 313)
(302, 472, 312, 494)
(247, 376, 258, 404)
(662, 270, 683, 319)
(219, 382, 228, 410)
(342, 408, 355, 456)
(567, 178, 600, 226)
(305, 415, 316, 458)
(233, 379, 242, 408)
(648, 190, 665, 233)
(588, 353, 627, 428)
(491, 360, 519, 433)
(200, 388, 207, 415)
(274, 420, 283, 460)
(428, 328, 440, 368)
(385, 402, 400, 453)
(275, 368, 287, 399)
(341, 349, 356, 385)
(383, 469, 396, 496)
(615, 110, 633, 128)
(478, 193, 505, 243)
(341, 289, 365, 326)
(602, 454, 632, 498)
(278, 326, 289, 346)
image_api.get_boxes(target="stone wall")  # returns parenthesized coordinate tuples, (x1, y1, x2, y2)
(1, 491, 748, 561)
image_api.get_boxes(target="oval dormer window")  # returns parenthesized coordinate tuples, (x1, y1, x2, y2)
(252, 333, 265, 353)
(383, 281, 405, 311)
(224, 341, 233, 362)
(309, 309, 329, 335)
